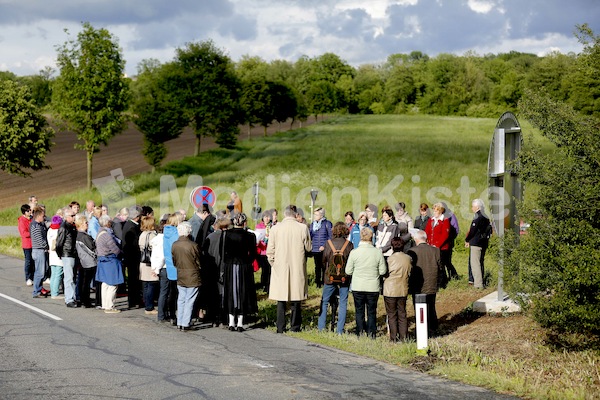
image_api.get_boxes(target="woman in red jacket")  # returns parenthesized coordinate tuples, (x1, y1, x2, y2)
(18, 204, 33, 286)
(424, 203, 451, 286)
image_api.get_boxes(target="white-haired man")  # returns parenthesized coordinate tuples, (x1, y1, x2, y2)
(407, 230, 443, 335)
(465, 199, 491, 289)
(112, 207, 128, 242)
(122, 205, 142, 309)
(171, 221, 201, 330)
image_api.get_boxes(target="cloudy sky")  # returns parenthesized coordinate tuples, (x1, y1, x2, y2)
(0, 0, 598, 77)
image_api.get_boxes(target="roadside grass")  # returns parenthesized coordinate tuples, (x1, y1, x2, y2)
(1, 114, 597, 399)
(0, 236, 23, 259)
(0, 188, 106, 226)
(428, 317, 600, 400)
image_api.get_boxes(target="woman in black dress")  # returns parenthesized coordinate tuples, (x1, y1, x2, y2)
(222, 213, 258, 331)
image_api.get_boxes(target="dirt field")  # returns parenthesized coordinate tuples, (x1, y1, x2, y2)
(0, 118, 318, 210)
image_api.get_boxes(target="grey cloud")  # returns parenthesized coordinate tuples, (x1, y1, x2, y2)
(316, 8, 373, 40)
(218, 14, 258, 41)
(378, 0, 513, 56)
(508, 0, 600, 39)
(129, 14, 222, 51)
(0, 0, 235, 25)
(279, 42, 297, 58)
(279, 36, 314, 58)
(36, 26, 49, 40)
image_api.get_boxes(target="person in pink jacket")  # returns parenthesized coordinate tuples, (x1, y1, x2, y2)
(18, 204, 34, 286)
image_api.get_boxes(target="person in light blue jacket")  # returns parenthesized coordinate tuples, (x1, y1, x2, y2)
(87, 206, 102, 240)
(350, 211, 375, 249)
(162, 212, 184, 324)
(346, 227, 387, 338)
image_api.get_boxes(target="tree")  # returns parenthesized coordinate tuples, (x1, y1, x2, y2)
(354, 65, 384, 114)
(524, 51, 576, 101)
(174, 40, 242, 155)
(0, 80, 54, 176)
(240, 76, 272, 137)
(19, 67, 54, 108)
(267, 59, 295, 84)
(335, 74, 358, 113)
(294, 89, 309, 128)
(235, 55, 269, 81)
(131, 60, 187, 170)
(383, 64, 416, 113)
(240, 78, 297, 136)
(214, 124, 239, 149)
(272, 81, 298, 130)
(0, 71, 17, 82)
(52, 22, 129, 189)
(306, 80, 337, 119)
(312, 53, 355, 84)
(290, 53, 354, 115)
(504, 25, 600, 336)
(418, 53, 487, 115)
(567, 23, 600, 117)
(483, 58, 521, 109)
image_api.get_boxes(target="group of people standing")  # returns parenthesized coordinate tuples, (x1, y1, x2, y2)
(18, 193, 491, 340)
(18, 198, 154, 312)
(17, 194, 266, 332)
(309, 200, 491, 341)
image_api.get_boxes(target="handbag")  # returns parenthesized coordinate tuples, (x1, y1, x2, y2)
(140, 232, 152, 266)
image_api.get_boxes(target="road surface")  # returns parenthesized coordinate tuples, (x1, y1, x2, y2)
(0, 254, 517, 399)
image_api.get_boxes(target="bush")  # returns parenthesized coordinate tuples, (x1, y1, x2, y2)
(465, 103, 512, 118)
(505, 28, 600, 336)
(504, 88, 600, 335)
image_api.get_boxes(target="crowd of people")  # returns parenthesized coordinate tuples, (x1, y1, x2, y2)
(17, 193, 492, 340)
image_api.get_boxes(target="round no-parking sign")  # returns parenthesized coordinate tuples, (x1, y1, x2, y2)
(189, 186, 216, 210)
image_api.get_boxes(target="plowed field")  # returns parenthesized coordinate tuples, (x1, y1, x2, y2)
(0, 118, 317, 210)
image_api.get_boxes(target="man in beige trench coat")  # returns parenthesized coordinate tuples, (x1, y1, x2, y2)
(267, 205, 312, 333)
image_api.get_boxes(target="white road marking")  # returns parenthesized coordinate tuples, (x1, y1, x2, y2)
(0, 292, 63, 321)
(249, 361, 274, 368)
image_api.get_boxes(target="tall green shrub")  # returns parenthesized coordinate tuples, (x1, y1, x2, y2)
(505, 83, 600, 334)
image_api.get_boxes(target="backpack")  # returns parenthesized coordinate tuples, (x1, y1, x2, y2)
(481, 222, 493, 241)
(326, 240, 350, 285)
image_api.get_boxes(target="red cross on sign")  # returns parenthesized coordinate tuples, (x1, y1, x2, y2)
(189, 186, 216, 210)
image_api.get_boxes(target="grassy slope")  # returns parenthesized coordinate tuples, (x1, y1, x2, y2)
(1, 114, 596, 399)
(159, 114, 496, 231)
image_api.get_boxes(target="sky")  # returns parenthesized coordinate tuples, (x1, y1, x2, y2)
(0, 0, 598, 77)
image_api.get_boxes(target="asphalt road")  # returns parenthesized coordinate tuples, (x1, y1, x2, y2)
(0, 253, 518, 400)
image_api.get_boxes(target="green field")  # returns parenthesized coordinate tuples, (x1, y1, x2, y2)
(109, 114, 495, 229)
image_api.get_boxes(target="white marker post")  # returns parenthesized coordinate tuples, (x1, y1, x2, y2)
(415, 293, 429, 355)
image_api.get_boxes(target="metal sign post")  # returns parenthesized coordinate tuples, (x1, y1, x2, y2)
(310, 189, 318, 222)
(488, 112, 523, 301)
(251, 182, 261, 221)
